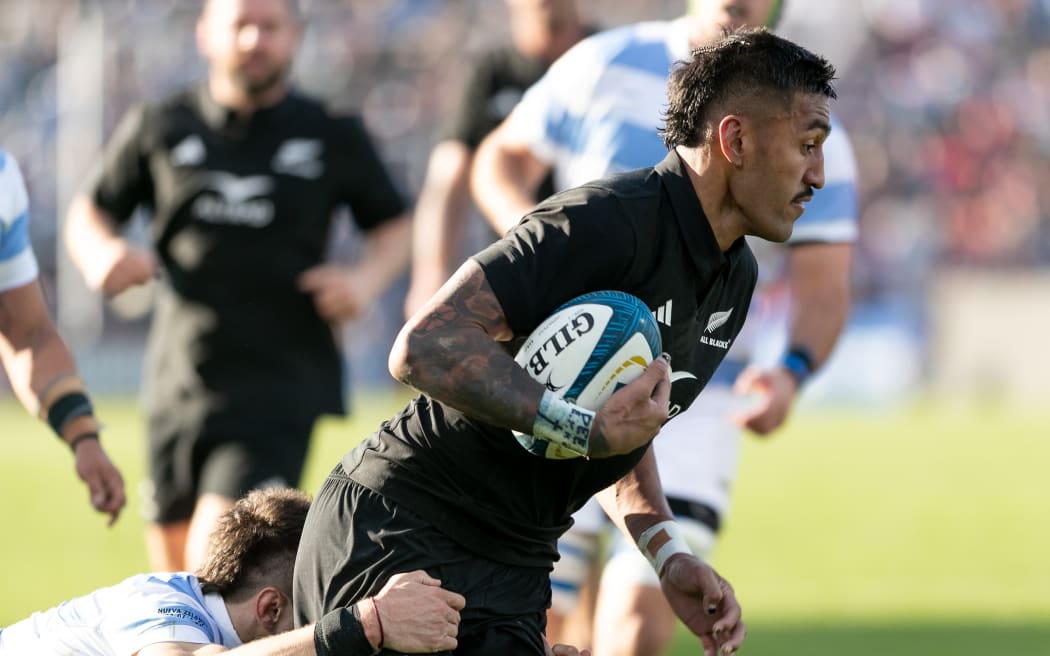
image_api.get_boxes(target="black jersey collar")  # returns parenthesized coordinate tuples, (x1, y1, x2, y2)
(654, 150, 727, 280)
(194, 82, 298, 132)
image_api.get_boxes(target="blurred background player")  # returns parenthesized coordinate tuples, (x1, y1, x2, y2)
(0, 147, 126, 525)
(64, 0, 412, 572)
(404, 0, 591, 317)
(472, 1, 857, 652)
(0, 487, 468, 655)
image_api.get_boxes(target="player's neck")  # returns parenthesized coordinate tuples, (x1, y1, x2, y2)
(677, 146, 745, 252)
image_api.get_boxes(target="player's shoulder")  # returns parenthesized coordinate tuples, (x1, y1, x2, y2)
(114, 87, 196, 139)
(121, 571, 204, 597)
(824, 113, 858, 183)
(292, 93, 369, 141)
(565, 20, 675, 66)
(140, 86, 200, 122)
(549, 167, 660, 232)
(0, 148, 29, 229)
(465, 42, 528, 72)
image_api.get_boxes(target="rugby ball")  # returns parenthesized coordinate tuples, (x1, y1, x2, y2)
(513, 290, 662, 459)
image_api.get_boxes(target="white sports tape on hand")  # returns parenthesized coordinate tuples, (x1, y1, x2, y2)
(636, 520, 693, 576)
(532, 390, 595, 457)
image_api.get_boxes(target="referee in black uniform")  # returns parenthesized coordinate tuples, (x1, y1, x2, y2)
(65, 0, 411, 572)
(404, 0, 592, 317)
(294, 28, 837, 656)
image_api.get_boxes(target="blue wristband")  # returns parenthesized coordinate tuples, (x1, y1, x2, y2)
(781, 347, 815, 386)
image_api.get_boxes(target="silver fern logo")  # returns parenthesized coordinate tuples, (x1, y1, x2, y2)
(705, 308, 733, 333)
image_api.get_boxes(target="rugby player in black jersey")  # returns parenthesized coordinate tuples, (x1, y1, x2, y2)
(64, 0, 411, 572)
(294, 27, 836, 656)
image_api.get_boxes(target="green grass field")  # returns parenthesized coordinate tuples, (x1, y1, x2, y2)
(2, 393, 1049, 654)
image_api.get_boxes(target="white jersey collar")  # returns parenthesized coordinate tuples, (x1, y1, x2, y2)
(203, 592, 244, 647)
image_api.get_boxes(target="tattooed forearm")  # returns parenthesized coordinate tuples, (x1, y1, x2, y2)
(394, 260, 542, 434)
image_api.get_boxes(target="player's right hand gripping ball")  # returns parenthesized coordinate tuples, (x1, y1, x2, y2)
(513, 290, 662, 459)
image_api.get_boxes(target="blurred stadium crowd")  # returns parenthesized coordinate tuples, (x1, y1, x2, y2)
(1, 0, 1048, 392)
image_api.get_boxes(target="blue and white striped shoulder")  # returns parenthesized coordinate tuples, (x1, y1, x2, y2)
(0, 149, 40, 291)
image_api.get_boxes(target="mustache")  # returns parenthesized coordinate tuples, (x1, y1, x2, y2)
(792, 188, 814, 203)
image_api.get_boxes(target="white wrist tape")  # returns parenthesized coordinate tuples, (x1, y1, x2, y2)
(532, 390, 595, 457)
(636, 520, 693, 576)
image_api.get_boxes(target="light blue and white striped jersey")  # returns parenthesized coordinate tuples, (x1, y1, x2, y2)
(0, 572, 242, 655)
(505, 18, 859, 250)
(0, 150, 39, 293)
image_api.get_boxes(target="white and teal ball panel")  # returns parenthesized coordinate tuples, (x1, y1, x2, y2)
(513, 290, 663, 458)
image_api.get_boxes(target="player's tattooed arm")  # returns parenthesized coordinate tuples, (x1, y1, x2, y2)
(390, 259, 543, 433)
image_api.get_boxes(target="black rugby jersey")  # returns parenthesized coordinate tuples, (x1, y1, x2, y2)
(86, 84, 406, 423)
(441, 45, 549, 150)
(345, 150, 757, 568)
(441, 31, 595, 202)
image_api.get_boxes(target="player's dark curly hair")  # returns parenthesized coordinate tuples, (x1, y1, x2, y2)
(660, 27, 836, 149)
(196, 488, 311, 603)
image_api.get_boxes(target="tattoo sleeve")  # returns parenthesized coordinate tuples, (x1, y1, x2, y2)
(393, 260, 543, 434)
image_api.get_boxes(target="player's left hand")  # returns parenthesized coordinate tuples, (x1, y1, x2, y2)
(297, 264, 376, 323)
(730, 365, 798, 435)
(73, 437, 126, 526)
(660, 553, 746, 656)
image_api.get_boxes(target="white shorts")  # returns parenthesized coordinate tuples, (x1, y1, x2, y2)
(550, 383, 745, 609)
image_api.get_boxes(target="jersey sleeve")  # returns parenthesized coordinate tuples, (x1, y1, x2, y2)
(471, 187, 636, 336)
(101, 576, 219, 654)
(331, 115, 407, 231)
(501, 37, 604, 167)
(82, 102, 156, 225)
(439, 52, 499, 148)
(788, 115, 859, 245)
(0, 151, 40, 292)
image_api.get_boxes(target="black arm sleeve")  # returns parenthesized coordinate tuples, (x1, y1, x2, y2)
(314, 605, 375, 656)
(471, 187, 637, 336)
(439, 53, 499, 148)
(83, 103, 155, 225)
(331, 115, 407, 231)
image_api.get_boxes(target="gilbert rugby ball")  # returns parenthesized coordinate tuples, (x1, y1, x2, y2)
(513, 290, 662, 458)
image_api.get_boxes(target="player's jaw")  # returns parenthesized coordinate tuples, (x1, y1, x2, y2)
(230, 54, 291, 97)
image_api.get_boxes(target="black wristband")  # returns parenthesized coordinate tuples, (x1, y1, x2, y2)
(69, 432, 100, 453)
(46, 391, 94, 438)
(314, 605, 376, 656)
(781, 346, 815, 386)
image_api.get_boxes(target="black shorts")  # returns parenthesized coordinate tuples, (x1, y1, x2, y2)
(143, 411, 316, 524)
(294, 466, 550, 655)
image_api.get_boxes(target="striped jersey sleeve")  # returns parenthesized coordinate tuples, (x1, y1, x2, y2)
(505, 21, 678, 191)
(0, 150, 39, 292)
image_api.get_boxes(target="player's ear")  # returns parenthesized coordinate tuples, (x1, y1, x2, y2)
(716, 115, 745, 167)
(256, 586, 290, 631)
